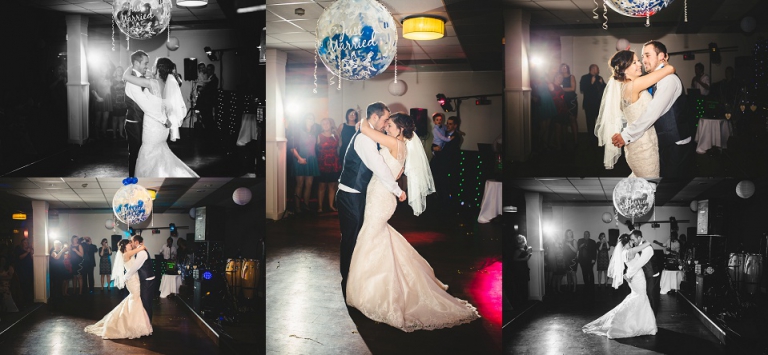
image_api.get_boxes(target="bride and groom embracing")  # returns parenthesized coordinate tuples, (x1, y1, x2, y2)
(596, 40, 694, 178)
(85, 236, 157, 339)
(337, 102, 479, 332)
(124, 50, 199, 177)
(583, 230, 660, 339)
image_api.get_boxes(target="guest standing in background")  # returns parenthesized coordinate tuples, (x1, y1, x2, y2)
(555, 64, 578, 146)
(50, 241, 66, 298)
(691, 62, 710, 96)
(14, 239, 33, 306)
(316, 117, 341, 213)
(580, 64, 606, 146)
(577, 231, 598, 295)
(338, 108, 359, 159)
(290, 114, 320, 213)
(111, 67, 127, 139)
(0, 255, 19, 313)
(69, 236, 84, 295)
(511, 235, 533, 308)
(81, 237, 97, 294)
(98, 239, 112, 293)
(563, 230, 578, 293)
(160, 237, 176, 260)
(91, 69, 113, 140)
(596, 233, 610, 289)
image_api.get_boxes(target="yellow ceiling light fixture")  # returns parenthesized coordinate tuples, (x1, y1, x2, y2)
(402, 15, 446, 41)
(12, 213, 27, 220)
(147, 189, 157, 201)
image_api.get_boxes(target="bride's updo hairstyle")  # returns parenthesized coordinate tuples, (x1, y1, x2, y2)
(390, 112, 416, 139)
(618, 233, 632, 247)
(610, 50, 635, 82)
(155, 57, 175, 82)
(118, 239, 130, 253)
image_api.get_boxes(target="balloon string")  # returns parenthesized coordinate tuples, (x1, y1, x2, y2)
(111, 17, 115, 52)
(593, 0, 599, 19)
(127, 36, 130, 51)
(684, 0, 688, 22)
(602, 1, 608, 30)
(313, 32, 318, 94)
(394, 50, 398, 84)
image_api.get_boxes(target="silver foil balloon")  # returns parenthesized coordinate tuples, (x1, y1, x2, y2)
(113, 0, 172, 40)
(612, 178, 655, 221)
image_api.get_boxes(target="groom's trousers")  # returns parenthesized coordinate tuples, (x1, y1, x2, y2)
(125, 121, 143, 177)
(139, 277, 157, 320)
(337, 190, 366, 299)
(659, 141, 693, 178)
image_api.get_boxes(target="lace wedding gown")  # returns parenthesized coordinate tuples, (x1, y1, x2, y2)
(623, 90, 660, 178)
(345, 140, 480, 332)
(84, 258, 153, 339)
(135, 79, 199, 177)
(582, 249, 657, 339)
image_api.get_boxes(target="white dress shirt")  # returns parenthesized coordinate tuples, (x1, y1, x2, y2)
(626, 243, 656, 279)
(124, 69, 165, 125)
(160, 244, 176, 260)
(125, 249, 156, 281)
(620, 65, 691, 146)
(693, 74, 710, 96)
(338, 124, 403, 197)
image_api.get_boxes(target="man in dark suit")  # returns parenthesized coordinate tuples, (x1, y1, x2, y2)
(430, 116, 462, 210)
(197, 64, 220, 149)
(630, 229, 661, 313)
(124, 50, 149, 177)
(129, 235, 157, 321)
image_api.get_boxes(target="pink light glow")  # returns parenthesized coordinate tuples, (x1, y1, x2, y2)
(400, 231, 446, 246)
(468, 259, 502, 326)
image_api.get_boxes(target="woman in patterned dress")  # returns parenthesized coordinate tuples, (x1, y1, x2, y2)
(99, 238, 112, 292)
(596, 233, 610, 289)
(316, 117, 341, 213)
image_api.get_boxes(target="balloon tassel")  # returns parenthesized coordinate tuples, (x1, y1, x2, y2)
(313, 40, 318, 94)
(394, 50, 398, 84)
(593, 0, 599, 19)
(111, 17, 116, 52)
(602, 1, 608, 30)
(684, 0, 688, 22)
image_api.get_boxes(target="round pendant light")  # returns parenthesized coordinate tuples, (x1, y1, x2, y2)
(177, 0, 208, 7)
(402, 15, 446, 41)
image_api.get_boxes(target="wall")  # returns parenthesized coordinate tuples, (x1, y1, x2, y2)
(285, 70, 503, 151)
(546, 204, 697, 285)
(88, 28, 253, 107)
(50, 211, 193, 288)
(557, 32, 765, 132)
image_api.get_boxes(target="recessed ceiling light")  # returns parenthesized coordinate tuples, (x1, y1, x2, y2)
(204, 184, 213, 187)
(197, 190, 205, 193)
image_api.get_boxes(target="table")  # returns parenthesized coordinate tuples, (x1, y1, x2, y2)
(478, 180, 502, 223)
(159, 275, 182, 298)
(236, 113, 260, 147)
(695, 118, 732, 154)
(660, 270, 683, 294)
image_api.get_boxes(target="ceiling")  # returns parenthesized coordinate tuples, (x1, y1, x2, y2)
(504, 177, 766, 205)
(266, 0, 503, 73)
(0, 178, 260, 213)
(503, 0, 768, 35)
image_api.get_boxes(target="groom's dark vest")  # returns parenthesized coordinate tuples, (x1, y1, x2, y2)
(338, 132, 373, 193)
(136, 250, 155, 280)
(125, 73, 145, 126)
(652, 74, 692, 147)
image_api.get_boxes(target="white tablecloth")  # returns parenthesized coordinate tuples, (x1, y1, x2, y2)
(660, 270, 683, 294)
(478, 180, 502, 223)
(237, 113, 260, 146)
(159, 275, 182, 298)
(695, 118, 732, 154)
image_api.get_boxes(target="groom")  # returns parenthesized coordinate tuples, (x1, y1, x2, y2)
(130, 235, 157, 321)
(629, 230, 661, 313)
(124, 50, 150, 177)
(612, 40, 693, 178)
(336, 102, 406, 299)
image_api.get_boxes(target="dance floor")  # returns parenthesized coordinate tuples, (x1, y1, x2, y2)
(1, 128, 260, 177)
(0, 291, 218, 354)
(504, 288, 727, 354)
(265, 203, 502, 355)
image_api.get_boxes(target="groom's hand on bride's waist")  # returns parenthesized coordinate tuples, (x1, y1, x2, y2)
(611, 133, 625, 148)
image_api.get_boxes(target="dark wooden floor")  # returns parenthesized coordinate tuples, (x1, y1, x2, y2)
(504, 287, 727, 355)
(0, 289, 219, 354)
(266, 203, 502, 355)
(1, 128, 260, 177)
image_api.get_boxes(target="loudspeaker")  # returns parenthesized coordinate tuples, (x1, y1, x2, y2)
(696, 200, 724, 235)
(608, 229, 619, 247)
(184, 58, 198, 81)
(111, 235, 122, 252)
(259, 27, 266, 64)
(195, 206, 225, 241)
(410, 108, 428, 138)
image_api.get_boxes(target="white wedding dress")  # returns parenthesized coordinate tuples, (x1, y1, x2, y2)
(345, 140, 480, 332)
(582, 249, 657, 339)
(84, 258, 153, 339)
(135, 79, 199, 177)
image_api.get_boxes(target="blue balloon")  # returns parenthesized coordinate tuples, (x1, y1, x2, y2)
(315, 0, 398, 81)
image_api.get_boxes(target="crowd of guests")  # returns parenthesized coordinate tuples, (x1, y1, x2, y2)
(286, 108, 467, 215)
(48, 235, 112, 299)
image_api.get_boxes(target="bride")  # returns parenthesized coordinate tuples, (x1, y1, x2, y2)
(122, 58, 199, 177)
(582, 234, 657, 338)
(595, 50, 675, 177)
(345, 112, 480, 332)
(85, 240, 152, 339)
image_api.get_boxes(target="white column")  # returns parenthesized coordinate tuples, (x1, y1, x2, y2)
(66, 15, 90, 145)
(266, 49, 287, 220)
(32, 201, 50, 303)
(504, 8, 532, 162)
(525, 192, 545, 301)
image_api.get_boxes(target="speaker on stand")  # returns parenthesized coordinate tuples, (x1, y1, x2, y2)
(608, 229, 619, 246)
(111, 235, 123, 252)
(184, 58, 198, 81)
(410, 108, 428, 139)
